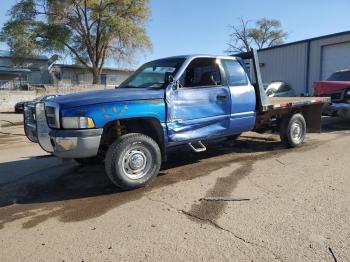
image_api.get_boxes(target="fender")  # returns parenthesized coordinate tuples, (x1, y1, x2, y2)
(60, 99, 166, 128)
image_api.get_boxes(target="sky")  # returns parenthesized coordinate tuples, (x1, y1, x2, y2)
(0, 0, 349, 68)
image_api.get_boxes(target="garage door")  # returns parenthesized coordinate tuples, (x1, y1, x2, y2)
(321, 42, 350, 80)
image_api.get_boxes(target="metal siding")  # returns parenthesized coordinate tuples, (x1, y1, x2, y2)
(308, 33, 350, 93)
(258, 43, 308, 96)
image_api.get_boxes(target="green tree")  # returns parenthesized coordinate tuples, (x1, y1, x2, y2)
(226, 18, 288, 54)
(1, 0, 151, 84)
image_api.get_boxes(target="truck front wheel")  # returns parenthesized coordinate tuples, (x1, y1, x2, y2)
(280, 113, 306, 148)
(105, 133, 161, 190)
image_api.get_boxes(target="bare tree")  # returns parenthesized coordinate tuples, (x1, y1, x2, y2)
(226, 18, 252, 53)
(226, 18, 288, 54)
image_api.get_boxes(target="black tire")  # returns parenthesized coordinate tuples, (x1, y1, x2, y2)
(75, 156, 103, 166)
(105, 133, 161, 190)
(280, 113, 306, 148)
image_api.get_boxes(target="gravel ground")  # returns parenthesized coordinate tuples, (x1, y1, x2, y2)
(0, 117, 349, 262)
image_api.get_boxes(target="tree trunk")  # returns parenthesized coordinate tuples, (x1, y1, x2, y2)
(92, 68, 101, 84)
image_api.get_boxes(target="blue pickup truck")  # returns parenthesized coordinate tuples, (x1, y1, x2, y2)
(24, 50, 329, 190)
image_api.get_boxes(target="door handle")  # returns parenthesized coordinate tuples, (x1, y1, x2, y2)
(217, 94, 228, 100)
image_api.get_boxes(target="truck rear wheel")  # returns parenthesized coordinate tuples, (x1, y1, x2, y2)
(105, 133, 161, 190)
(280, 113, 306, 148)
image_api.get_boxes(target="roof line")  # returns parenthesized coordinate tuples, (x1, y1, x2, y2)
(53, 63, 134, 72)
(259, 30, 350, 51)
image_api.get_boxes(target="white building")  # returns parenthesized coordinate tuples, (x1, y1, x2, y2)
(258, 30, 350, 96)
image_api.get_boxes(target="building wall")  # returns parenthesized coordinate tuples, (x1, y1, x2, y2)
(308, 33, 350, 91)
(258, 32, 350, 95)
(0, 56, 50, 84)
(51, 66, 133, 87)
(258, 42, 308, 96)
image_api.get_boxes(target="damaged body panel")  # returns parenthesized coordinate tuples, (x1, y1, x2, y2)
(60, 99, 166, 129)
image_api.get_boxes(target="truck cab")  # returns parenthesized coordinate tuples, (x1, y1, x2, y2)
(24, 51, 330, 190)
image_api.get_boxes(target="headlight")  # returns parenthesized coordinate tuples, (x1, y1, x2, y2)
(61, 117, 95, 129)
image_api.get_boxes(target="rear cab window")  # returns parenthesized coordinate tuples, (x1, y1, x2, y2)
(221, 59, 248, 86)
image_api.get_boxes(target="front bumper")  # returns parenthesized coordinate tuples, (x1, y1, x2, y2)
(24, 102, 103, 159)
(49, 129, 103, 159)
(324, 102, 350, 119)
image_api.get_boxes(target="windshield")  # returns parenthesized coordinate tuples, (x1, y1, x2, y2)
(327, 71, 350, 81)
(119, 58, 186, 89)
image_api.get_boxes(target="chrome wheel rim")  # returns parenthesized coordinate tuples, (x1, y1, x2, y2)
(122, 146, 152, 180)
(290, 121, 304, 144)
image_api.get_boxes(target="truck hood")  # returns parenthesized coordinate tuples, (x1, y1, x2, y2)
(314, 81, 350, 96)
(51, 88, 165, 109)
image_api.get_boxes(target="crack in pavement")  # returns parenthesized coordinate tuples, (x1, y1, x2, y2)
(147, 197, 282, 261)
(179, 209, 282, 261)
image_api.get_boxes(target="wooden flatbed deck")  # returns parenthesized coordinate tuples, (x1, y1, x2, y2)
(264, 97, 331, 111)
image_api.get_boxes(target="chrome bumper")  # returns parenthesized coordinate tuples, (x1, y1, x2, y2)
(49, 129, 103, 158)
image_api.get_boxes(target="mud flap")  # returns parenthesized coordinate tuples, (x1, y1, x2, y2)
(36, 102, 54, 153)
(302, 104, 323, 133)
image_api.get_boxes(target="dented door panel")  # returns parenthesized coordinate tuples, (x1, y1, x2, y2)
(167, 86, 231, 142)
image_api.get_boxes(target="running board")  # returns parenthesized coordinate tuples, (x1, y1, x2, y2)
(188, 141, 207, 153)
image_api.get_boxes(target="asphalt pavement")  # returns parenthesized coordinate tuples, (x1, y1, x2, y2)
(0, 117, 349, 261)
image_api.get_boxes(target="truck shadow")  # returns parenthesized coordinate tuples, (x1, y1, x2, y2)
(0, 135, 310, 229)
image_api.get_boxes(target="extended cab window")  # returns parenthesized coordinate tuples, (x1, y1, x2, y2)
(180, 58, 222, 88)
(222, 59, 248, 86)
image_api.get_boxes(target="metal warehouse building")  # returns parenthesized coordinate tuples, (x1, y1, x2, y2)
(257, 30, 350, 96)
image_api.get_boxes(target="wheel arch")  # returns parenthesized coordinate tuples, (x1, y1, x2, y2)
(100, 117, 167, 161)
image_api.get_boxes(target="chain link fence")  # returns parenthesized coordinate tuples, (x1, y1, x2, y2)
(0, 80, 31, 91)
(0, 80, 115, 94)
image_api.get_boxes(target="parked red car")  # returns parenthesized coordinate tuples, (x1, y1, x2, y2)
(314, 69, 350, 119)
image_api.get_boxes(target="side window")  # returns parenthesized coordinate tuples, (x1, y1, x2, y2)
(180, 58, 222, 88)
(222, 59, 248, 86)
